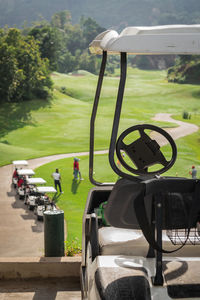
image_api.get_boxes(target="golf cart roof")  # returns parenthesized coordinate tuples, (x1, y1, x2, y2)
(89, 24, 200, 55)
(36, 186, 57, 193)
(12, 160, 28, 166)
(26, 178, 46, 185)
(17, 169, 35, 176)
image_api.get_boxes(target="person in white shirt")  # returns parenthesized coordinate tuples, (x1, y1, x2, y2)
(52, 168, 63, 193)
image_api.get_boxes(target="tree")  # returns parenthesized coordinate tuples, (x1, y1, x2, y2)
(28, 25, 63, 70)
(80, 16, 105, 48)
(51, 10, 71, 29)
(0, 28, 53, 102)
(167, 55, 200, 84)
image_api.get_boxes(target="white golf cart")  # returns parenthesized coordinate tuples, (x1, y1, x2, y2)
(81, 25, 200, 300)
(12, 160, 28, 188)
(34, 186, 57, 221)
(16, 168, 35, 200)
(25, 177, 47, 210)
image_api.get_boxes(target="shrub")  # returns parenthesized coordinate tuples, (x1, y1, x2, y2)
(65, 238, 81, 256)
(182, 111, 191, 119)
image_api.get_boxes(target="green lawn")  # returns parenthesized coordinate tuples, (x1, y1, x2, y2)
(0, 68, 200, 166)
(1, 68, 200, 247)
(34, 154, 119, 246)
(34, 128, 199, 247)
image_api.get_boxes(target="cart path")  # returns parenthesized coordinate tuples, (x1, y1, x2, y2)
(0, 114, 198, 257)
(152, 113, 199, 145)
(0, 150, 108, 257)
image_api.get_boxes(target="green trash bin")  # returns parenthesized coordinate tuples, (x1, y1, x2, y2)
(44, 210, 65, 257)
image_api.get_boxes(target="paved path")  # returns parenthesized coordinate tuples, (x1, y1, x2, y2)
(0, 150, 108, 257)
(0, 114, 198, 257)
(152, 113, 199, 145)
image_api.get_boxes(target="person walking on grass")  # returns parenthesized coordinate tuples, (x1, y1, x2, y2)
(73, 158, 84, 181)
(52, 168, 63, 193)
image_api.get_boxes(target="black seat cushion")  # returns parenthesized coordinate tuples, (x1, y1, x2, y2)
(95, 266, 151, 300)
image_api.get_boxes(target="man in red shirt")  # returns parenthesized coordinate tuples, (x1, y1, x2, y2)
(73, 158, 83, 180)
(17, 177, 24, 188)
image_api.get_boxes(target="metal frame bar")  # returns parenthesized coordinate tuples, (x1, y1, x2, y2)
(109, 52, 140, 181)
(89, 51, 109, 186)
(89, 51, 140, 186)
(153, 193, 164, 286)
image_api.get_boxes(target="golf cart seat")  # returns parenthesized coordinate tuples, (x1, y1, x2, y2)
(95, 257, 151, 300)
(97, 177, 200, 257)
(93, 177, 200, 299)
(98, 227, 200, 257)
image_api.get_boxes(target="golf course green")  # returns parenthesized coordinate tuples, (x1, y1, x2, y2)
(1, 67, 200, 249)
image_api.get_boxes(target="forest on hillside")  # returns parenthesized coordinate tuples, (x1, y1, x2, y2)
(0, 11, 106, 102)
(1, 3, 200, 104)
(0, 0, 200, 29)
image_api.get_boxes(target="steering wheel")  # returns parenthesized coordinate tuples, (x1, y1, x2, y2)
(116, 124, 177, 176)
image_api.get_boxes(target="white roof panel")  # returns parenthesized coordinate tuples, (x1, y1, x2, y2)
(89, 25, 200, 55)
(12, 160, 28, 166)
(17, 169, 35, 176)
(26, 178, 46, 184)
(36, 186, 57, 193)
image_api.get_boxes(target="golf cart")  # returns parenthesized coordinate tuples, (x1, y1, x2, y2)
(81, 25, 200, 300)
(16, 168, 35, 199)
(25, 177, 47, 210)
(34, 186, 57, 221)
(12, 160, 28, 188)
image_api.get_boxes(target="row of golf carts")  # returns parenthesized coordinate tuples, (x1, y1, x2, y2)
(12, 160, 57, 221)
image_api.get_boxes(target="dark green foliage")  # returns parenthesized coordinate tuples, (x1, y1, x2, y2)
(182, 111, 191, 119)
(27, 12, 106, 75)
(167, 56, 200, 84)
(0, 28, 53, 102)
(28, 25, 63, 70)
(51, 10, 71, 29)
(80, 16, 105, 47)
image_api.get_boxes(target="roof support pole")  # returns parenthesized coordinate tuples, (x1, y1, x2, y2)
(108, 52, 138, 181)
(89, 51, 107, 186)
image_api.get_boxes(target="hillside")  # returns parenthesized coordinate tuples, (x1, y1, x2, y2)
(1, 0, 200, 29)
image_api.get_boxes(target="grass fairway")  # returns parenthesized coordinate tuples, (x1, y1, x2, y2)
(1, 68, 200, 248)
(34, 129, 199, 248)
(0, 68, 200, 166)
(34, 154, 119, 246)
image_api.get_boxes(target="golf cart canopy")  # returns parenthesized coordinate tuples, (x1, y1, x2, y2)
(17, 169, 35, 176)
(12, 160, 28, 166)
(36, 186, 57, 193)
(89, 24, 200, 55)
(26, 178, 46, 185)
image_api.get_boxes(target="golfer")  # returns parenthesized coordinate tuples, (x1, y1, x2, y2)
(73, 157, 83, 180)
(52, 168, 63, 193)
(189, 165, 197, 179)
